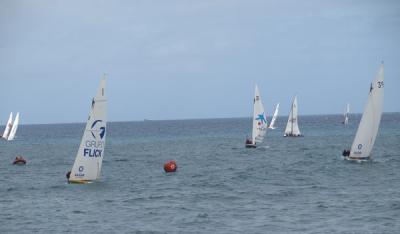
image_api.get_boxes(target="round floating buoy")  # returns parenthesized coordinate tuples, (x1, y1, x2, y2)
(164, 160, 177, 173)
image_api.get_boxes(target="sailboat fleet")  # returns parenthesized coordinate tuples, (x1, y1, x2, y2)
(2, 112, 20, 141)
(1, 63, 388, 183)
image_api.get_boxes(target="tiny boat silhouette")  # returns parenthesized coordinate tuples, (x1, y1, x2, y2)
(13, 156, 26, 165)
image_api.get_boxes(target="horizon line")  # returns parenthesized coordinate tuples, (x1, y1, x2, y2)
(7, 112, 400, 126)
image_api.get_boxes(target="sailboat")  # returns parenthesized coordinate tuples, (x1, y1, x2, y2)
(342, 103, 350, 125)
(2, 112, 13, 139)
(7, 112, 19, 141)
(342, 63, 384, 161)
(68, 78, 107, 184)
(284, 96, 302, 137)
(245, 85, 268, 148)
(268, 103, 279, 129)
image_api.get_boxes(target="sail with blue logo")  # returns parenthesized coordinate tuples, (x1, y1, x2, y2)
(348, 63, 384, 160)
(69, 78, 107, 183)
(252, 85, 268, 144)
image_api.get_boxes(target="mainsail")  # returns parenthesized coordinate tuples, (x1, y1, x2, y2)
(251, 85, 268, 144)
(2, 112, 13, 139)
(268, 103, 279, 129)
(69, 78, 107, 183)
(343, 103, 350, 125)
(284, 96, 301, 136)
(348, 63, 384, 159)
(7, 112, 19, 141)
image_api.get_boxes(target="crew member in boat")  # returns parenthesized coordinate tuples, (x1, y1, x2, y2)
(342, 150, 350, 157)
(66, 171, 71, 182)
(13, 155, 26, 164)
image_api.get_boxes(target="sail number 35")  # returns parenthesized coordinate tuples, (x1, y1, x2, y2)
(377, 81, 384, 88)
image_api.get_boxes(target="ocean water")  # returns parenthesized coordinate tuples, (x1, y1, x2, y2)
(0, 113, 399, 234)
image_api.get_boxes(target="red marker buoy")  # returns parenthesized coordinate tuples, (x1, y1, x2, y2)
(164, 160, 177, 173)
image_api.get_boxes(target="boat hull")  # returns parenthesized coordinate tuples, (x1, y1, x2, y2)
(69, 180, 93, 184)
(284, 134, 303, 137)
(343, 156, 371, 162)
(245, 144, 257, 148)
(13, 160, 26, 165)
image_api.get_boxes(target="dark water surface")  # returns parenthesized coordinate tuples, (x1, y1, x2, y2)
(1, 113, 399, 233)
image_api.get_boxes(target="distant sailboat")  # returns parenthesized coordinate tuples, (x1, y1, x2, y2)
(342, 63, 384, 161)
(2, 112, 13, 139)
(342, 103, 350, 125)
(268, 103, 279, 129)
(284, 96, 302, 137)
(245, 85, 268, 148)
(68, 78, 107, 183)
(7, 112, 19, 141)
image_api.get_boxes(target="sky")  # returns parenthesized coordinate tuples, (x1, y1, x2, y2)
(0, 0, 399, 124)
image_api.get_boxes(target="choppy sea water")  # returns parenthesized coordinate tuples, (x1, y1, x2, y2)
(0, 113, 399, 234)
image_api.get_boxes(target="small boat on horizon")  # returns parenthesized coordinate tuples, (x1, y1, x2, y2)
(342, 103, 350, 125)
(284, 96, 302, 137)
(245, 85, 268, 148)
(342, 63, 384, 162)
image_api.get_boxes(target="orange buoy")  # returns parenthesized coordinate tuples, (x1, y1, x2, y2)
(164, 160, 177, 173)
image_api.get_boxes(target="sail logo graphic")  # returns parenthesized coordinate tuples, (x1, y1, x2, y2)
(354, 144, 363, 155)
(255, 113, 267, 126)
(91, 120, 106, 140)
(83, 119, 105, 158)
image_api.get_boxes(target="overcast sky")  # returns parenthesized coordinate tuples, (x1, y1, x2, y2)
(0, 0, 399, 124)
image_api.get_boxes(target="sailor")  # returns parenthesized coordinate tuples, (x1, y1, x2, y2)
(66, 171, 71, 181)
(342, 150, 350, 157)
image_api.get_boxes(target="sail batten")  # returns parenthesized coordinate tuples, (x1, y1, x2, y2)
(69, 78, 107, 183)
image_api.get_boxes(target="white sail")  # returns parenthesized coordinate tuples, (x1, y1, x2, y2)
(349, 63, 384, 159)
(7, 112, 19, 141)
(70, 78, 107, 183)
(268, 103, 279, 129)
(2, 112, 13, 139)
(251, 85, 268, 144)
(284, 96, 301, 136)
(343, 103, 350, 125)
